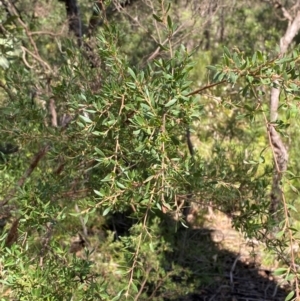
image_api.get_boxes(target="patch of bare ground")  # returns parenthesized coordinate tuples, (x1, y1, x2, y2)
(174, 210, 291, 301)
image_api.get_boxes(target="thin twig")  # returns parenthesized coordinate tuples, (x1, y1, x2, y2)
(134, 267, 151, 301)
(187, 80, 227, 96)
(30, 30, 64, 37)
(21, 46, 51, 71)
(230, 254, 241, 285)
(75, 204, 88, 238)
(5, 217, 20, 247)
(49, 99, 58, 127)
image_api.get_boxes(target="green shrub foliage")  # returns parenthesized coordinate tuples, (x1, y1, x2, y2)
(1, 1, 300, 300)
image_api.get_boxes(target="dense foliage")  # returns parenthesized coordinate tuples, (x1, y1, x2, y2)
(1, 0, 300, 300)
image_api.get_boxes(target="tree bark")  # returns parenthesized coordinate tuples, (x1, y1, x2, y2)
(87, 0, 139, 36)
(60, 0, 82, 46)
(269, 9, 300, 219)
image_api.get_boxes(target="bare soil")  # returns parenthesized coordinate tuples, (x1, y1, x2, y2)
(174, 211, 291, 301)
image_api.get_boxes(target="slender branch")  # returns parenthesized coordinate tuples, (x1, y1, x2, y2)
(146, 24, 185, 62)
(21, 46, 51, 71)
(186, 127, 194, 156)
(49, 99, 58, 127)
(134, 267, 151, 301)
(39, 221, 54, 263)
(5, 217, 20, 247)
(187, 80, 227, 96)
(29, 30, 64, 37)
(75, 203, 88, 237)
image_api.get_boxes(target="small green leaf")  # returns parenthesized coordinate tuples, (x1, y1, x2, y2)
(95, 147, 105, 157)
(69, 212, 81, 217)
(116, 181, 126, 189)
(252, 52, 257, 65)
(101, 174, 113, 182)
(153, 14, 163, 22)
(206, 65, 217, 71)
(287, 203, 298, 212)
(223, 46, 231, 58)
(144, 175, 155, 183)
(92, 131, 102, 136)
(289, 184, 299, 194)
(181, 220, 189, 228)
(273, 267, 287, 276)
(285, 291, 294, 301)
(133, 115, 145, 126)
(79, 114, 92, 123)
(0, 56, 9, 69)
(167, 15, 173, 31)
(228, 71, 238, 84)
(213, 71, 225, 82)
(166, 3, 171, 13)
(232, 53, 241, 67)
(128, 67, 136, 80)
(165, 98, 177, 107)
(94, 190, 103, 197)
(133, 129, 141, 135)
(131, 282, 138, 293)
(149, 242, 154, 252)
(246, 75, 253, 83)
(158, 43, 168, 51)
(285, 273, 295, 282)
(83, 214, 89, 225)
(103, 207, 111, 216)
(79, 93, 87, 101)
(257, 50, 263, 62)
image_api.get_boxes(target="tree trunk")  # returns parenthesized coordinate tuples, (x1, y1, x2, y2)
(269, 9, 300, 220)
(60, 0, 82, 46)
